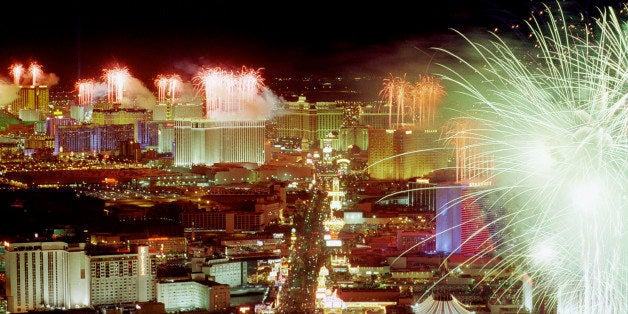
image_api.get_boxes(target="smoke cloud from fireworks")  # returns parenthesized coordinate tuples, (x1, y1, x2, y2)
(194, 66, 282, 121)
(0, 79, 19, 107)
(8, 62, 60, 87)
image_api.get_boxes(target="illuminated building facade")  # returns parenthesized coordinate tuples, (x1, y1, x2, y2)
(156, 280, 230, 313)
(459, 189, 495, 255)
(407, 178, 436, 211)
(89, 246, 157, 306)
(435, 185, 495, 255)
(46, 116, 78, 138)
(18, 109, 41, 122)
(69, 105, 90, 123)
(55, 124, 134, 155)
(9, 85, 50, 117)
(91, 107, 152, 142)
(367, 127, 446, 180)
(338, 126, 369, 152)
(24, 134, 55, 152)
(128, 237, 187, 257)
(91, 108, 151, 126)
(174, 119, 266, 167)
(273, 96, 343, 149)
(435, 185, 463, 253)
(202, 259, 247, 287)
(138, 120, 175, 151)
(158, 123, 174, 153)
(5, 242, 90, 313)
(181, 211, 263, 233)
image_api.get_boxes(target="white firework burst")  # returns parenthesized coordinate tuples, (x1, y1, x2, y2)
(435, 2, 628, 313)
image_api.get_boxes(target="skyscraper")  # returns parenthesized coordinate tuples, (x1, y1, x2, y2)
(367, 127, 447, 180)
(273, 96, 344, 149)
(435, 185, 496, 256)
(174, 119, 266, 167)
(89, 245, 157, 306)
(5, 242, 90, 313)
(9, 85, 50, 118)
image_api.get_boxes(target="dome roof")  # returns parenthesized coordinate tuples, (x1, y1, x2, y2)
(412, 294, 472, 314)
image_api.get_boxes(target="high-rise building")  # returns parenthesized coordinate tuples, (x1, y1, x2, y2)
(153, 103, 204, 121)
(174, 119, 266, 167)
(435, 185, 496, 256)
(91, 107, 151, 126)
(273, 96, 344, 149)
(202, 259, 247, 288)
(8, 85, 50, 117)
(46, 116, 78, 138)
(89, 245, 157, 306)
(4, 242, 90, 313)
(55, 125, 93, 154)
(459, 189, 495, 256)
(367, 127, 447, 180)
(137, 120, 176, 152)
(69, 105, 91, 123)
(338, 126, 369, 152)
(91, 107, 152, 142)
(158, 124, 174, 154)
(407, 178, 436, 212)
(55, 124, 135, 155)
(156, 280, 230, 313)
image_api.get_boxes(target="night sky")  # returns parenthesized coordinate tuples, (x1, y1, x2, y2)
(0, 0, 620, 89)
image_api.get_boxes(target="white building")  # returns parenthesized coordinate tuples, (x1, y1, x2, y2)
(89, 245, 157, 306)
(201, 258, 247, 288)
(156, 280, 230, 313)
(5, 242, 90, 313)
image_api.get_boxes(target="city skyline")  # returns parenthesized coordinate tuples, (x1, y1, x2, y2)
(0, 1, 626, 313)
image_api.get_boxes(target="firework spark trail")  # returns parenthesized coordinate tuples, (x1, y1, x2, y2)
(380, 74, 445, 129)
(432, 2, 628, 313)
(76, 79, 95, 106)
(414, 75, 446, 127)
(194, 66, 264, 119)
(168, 75, 182, 104)
(28, 62, 42, 86)
(9, 63, 23, 85)
(155, 75, 169, 104)
(103, 66, 130, 103)
(155, 74, 182, 104)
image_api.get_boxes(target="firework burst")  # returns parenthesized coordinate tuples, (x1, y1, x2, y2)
(28, 62, 42, 86)
(9, 63, 23, 86)
(434, 2, 627, 313)
(193, 66, 264, 119)
(103, 66, 130, 103)
(379, 73, 446, 129)
(155, 74, 182, 104)
(76, 79, 96, 106)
